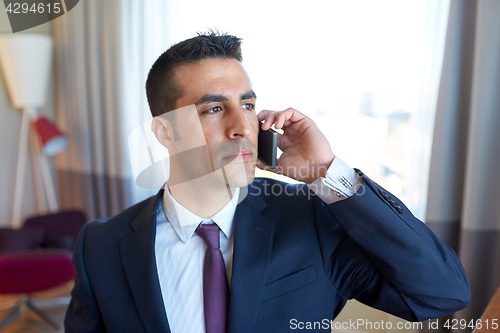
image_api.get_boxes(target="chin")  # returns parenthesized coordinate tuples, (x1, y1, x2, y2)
(223, 162, 256, 188)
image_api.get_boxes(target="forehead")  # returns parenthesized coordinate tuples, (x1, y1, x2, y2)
(174, 58, 253, 107)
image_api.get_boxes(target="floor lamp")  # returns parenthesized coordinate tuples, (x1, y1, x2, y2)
(0, 34, 68, 229)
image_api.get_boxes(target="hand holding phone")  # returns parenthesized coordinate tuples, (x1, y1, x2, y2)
(257, 108, 335, 183)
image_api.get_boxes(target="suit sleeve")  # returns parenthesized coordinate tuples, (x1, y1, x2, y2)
(65, 222, 106, 332)
(315, 170, 470, 322)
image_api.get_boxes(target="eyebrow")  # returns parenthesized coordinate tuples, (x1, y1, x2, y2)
(194, 90, 257, 105)
(241, 90, 257, 100)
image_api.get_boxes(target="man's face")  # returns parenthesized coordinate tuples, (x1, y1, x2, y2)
(171, 58, 259, 187)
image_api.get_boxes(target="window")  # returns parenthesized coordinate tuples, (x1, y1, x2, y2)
(140, 0, 450, 220)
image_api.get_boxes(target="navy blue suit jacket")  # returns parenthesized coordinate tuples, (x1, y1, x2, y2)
(65, 171, 470, 332)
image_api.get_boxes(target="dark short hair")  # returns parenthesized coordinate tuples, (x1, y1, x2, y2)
(146, 30, 243, 117)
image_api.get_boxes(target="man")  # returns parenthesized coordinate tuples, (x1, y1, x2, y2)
(65, 31, 470, 333)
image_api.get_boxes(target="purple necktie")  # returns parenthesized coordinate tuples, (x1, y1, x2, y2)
(196, 223, 230, 333)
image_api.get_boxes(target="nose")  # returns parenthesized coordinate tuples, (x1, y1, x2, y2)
(225, 106, 253, 139)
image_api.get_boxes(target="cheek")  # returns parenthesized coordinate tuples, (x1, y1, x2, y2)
(249, 131, 259, 150)
(201, 126, 215, 143)
(200, 123, 225, 144)
(246, 111, 259, 129)
(249, 116, 260, 141)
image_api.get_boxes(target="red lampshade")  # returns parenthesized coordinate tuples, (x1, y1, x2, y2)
(33, 116, 68, 156)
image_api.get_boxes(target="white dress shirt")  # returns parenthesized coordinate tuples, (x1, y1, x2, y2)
(155, 156, 360, 332)
(155, 186, 239, 333)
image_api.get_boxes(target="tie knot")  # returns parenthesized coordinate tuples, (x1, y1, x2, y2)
(196, 223, 220, 250)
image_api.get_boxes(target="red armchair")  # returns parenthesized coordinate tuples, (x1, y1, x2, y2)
(0, 210, 86, 331)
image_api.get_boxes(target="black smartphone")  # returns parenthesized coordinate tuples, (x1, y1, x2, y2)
(258, 123, 278, 169)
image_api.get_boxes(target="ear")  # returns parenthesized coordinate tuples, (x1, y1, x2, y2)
(151, 116, 174, 150)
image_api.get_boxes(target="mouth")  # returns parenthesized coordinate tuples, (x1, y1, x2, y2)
(223, 148, 254, 162)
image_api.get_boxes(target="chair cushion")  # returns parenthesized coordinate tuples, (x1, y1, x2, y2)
(0, 227, 45, 254)
(0, 249, 74, 294)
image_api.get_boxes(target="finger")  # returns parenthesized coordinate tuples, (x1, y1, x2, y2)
(261, 112, 279, 130)
(259, 108, 308, 130)
(257, 109, 274, 119)
(273, 109, 296, 130)
(275, 111, 288, 130)
(263, 110, 288, 130)
(271, 108, 307, 130)
(257, 110, 277, 124)
(279, 108, 307, 129)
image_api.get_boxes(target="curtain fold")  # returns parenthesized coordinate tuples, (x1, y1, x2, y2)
(426, 0, 500, 328)
(53, 0, 163, 220)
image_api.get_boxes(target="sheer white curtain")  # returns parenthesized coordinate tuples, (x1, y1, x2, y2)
(405, 0, 450, 219)
(54, 0, 170, 218)
(54, 0, 129, 219)
(119, 0, 173, 204)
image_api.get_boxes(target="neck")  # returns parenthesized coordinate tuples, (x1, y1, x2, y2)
(166, 169, 236, 218)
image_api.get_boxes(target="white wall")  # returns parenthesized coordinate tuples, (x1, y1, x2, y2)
(0, 6, 55, 227)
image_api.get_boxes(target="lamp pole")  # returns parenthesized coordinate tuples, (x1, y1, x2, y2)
(11, 108, 32, 228)
(11, 107, 63, 228)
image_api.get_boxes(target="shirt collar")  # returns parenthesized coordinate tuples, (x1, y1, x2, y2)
(160, 186, 240, 244)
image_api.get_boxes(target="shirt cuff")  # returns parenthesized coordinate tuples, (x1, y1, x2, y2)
(309, 156, 362, 205)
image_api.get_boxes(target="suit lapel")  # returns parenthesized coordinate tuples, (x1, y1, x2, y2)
(119, 190, 171, 333)
(228, 186, 275, 333)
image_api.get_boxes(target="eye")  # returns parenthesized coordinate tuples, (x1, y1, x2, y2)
(203, 106, 223, 114)
(242, 103, 255, 111)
